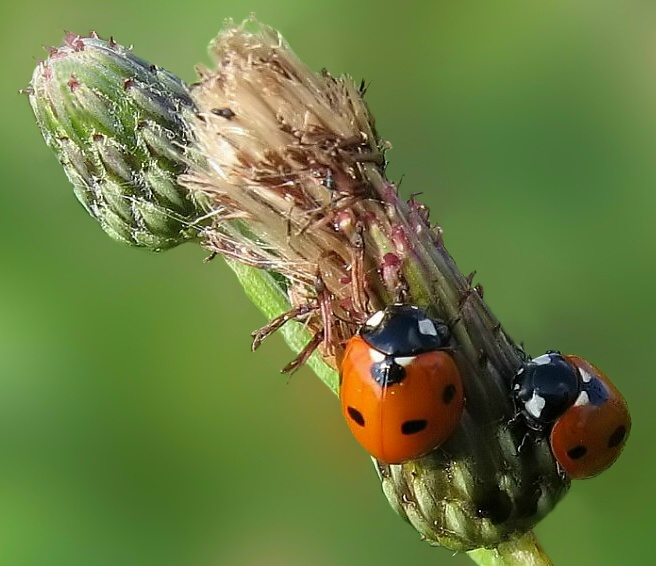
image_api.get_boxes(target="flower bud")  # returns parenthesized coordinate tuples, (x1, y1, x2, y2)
(26, 32, 206, 250)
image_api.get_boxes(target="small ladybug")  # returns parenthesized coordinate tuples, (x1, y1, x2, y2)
(339, 304, 464, 464)
(513, 351, 631, 479)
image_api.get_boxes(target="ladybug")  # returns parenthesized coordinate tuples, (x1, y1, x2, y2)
(513, 351, 631, 479)
(339, 304, 464, 464)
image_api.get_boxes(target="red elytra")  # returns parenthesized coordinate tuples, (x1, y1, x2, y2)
(548, 355, 630, 480)
(340, 335, 464, 464)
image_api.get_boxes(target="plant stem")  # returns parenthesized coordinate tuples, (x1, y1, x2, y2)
(467, 531, 553, 566)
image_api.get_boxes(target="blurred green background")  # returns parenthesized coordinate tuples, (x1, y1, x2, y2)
(3, 1, 654, 564)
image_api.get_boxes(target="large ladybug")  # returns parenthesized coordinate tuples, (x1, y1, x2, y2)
(339, 304, 464, 464)
(513, 351, 631, 479)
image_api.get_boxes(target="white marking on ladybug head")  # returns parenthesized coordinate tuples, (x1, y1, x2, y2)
(578, 367, 593, 383)
(574, 391, 590, 407)
(369, 349, 386, 363)
(394, 356, 416, 367)
(525, 392, 546, 419)
(533, 354, 552, 366)
(418, 318, 438, 336)
(366, 310, 385, 328)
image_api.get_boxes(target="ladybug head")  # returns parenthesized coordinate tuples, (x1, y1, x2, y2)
(513, 352, 581, 428)
(360, 304, 450, 357)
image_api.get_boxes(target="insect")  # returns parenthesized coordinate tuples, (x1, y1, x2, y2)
(339, 304, 464, 464)
(513, 351, 631, 479)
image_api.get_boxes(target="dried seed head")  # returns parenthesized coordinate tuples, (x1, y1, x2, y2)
(182, 19, 409, 345)
(26, 33, 207, 250)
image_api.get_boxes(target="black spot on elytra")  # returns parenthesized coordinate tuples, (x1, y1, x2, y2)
(608, 425, 627, 448)
(443, 383, 456, 404)
(401, 419, 427, 435)
(347, 407, 365, 427)
(567, 445, 587, 460)
(475, 490, 513, 524)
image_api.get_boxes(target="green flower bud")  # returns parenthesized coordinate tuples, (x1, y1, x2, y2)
(26, 32, 206, 250)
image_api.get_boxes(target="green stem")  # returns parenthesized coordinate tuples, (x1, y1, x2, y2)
(467, 531, 553, 566)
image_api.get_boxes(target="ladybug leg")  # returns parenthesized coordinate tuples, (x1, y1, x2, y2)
(515, 429, 535, 456)
(507, 413, 543, 456)
(251, 303, 316, 351)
